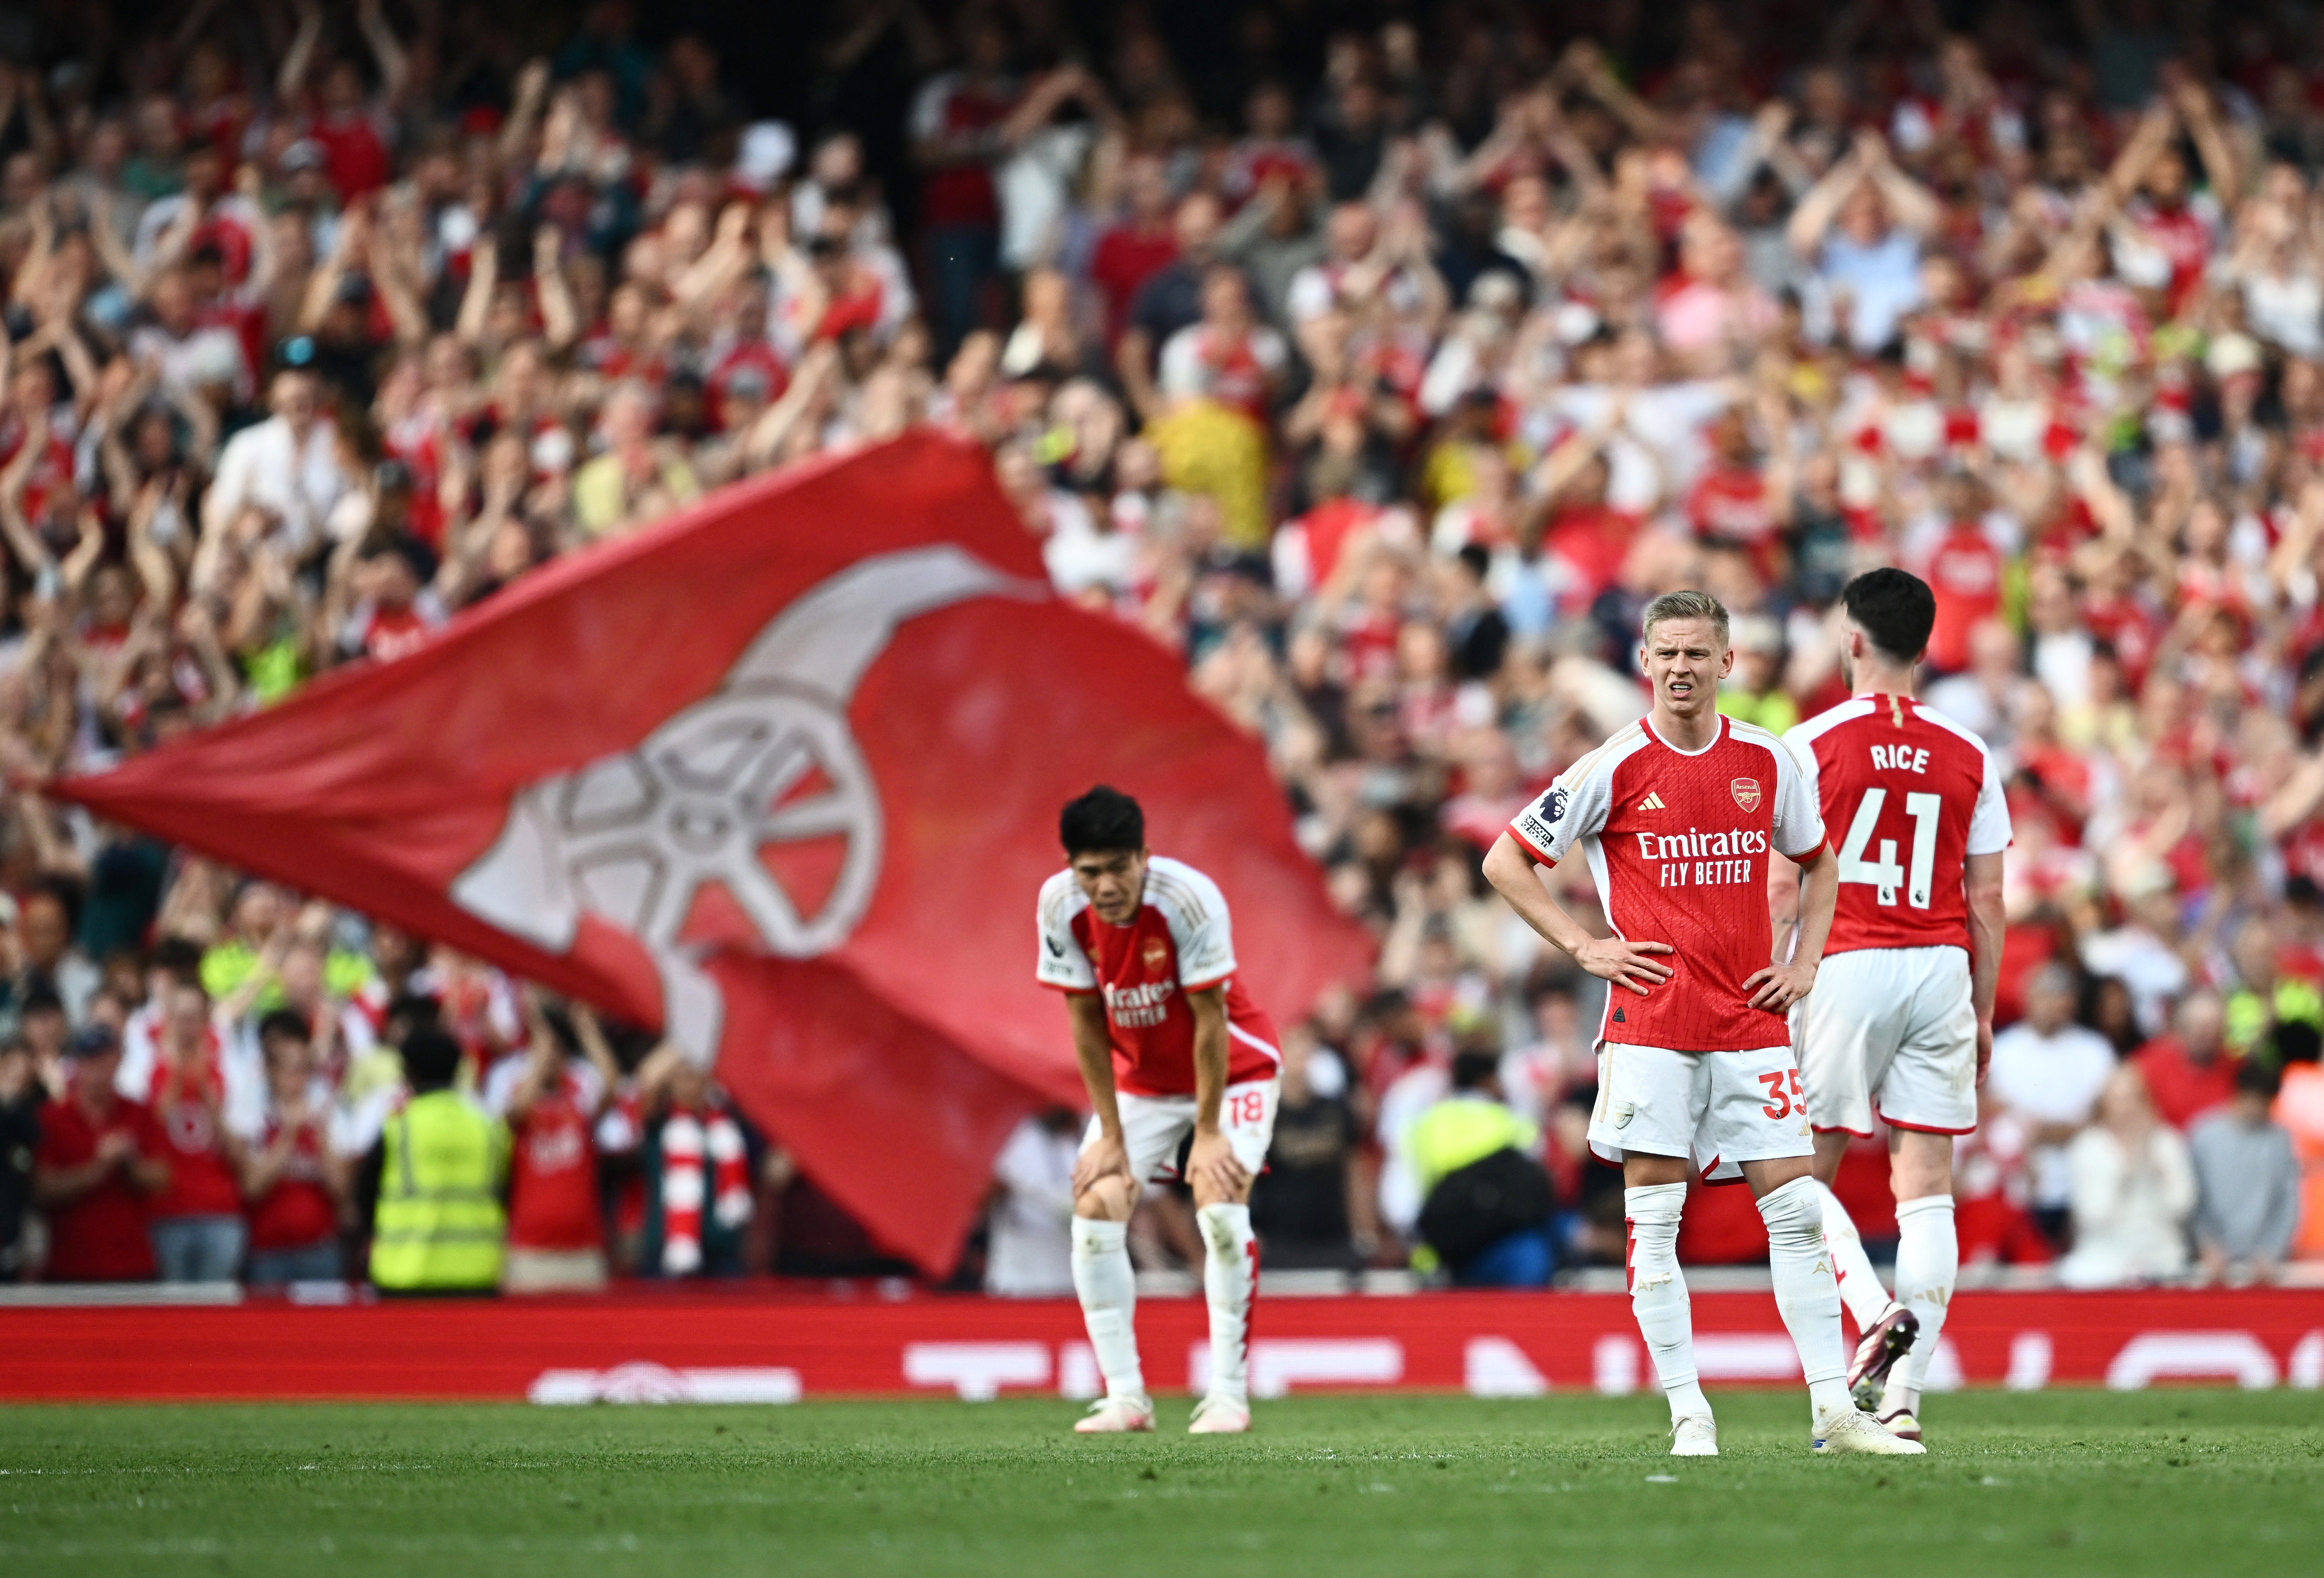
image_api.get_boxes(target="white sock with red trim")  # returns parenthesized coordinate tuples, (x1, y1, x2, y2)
(1883, 1194, 1957, 1416)
(1196, 1202, 1257, 1407)
(1759, 1176, 1852, 1418)
(1070, 1215, 1146, 1404)
(1815, 1178, 1895, 1335)
(1624, 1183, 1710, 1423)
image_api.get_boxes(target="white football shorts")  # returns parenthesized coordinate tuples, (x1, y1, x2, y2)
(1793, 945, 1978, 1137)
(1587, 1041, 1814, 1181)
(1084, 1078, 1279, 1186)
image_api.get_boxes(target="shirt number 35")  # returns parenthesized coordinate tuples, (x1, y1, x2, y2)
(1758, 1070, 1806, 1120)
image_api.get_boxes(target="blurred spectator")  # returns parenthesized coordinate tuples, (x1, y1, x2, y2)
(2060, 1066, 2196, 1288)
(2274, 1024, 2324, 1262)
(1988, 963, 2119, 1245)
(16, 886, 99, 1026)
(1251, 1021, 1364, 1269)
(31, 1025, 168, 1282)
(2131, 989, 2239, 1130)
(633, 1046, 754, 1279)
(1410, 1048, 1555, 1286)
(982, 1106, 1079, 1297)
(0, 1036, 39, 1280)
(363, 1026, 508, 1295)
(486, 994, 621, 1293)
(142, 979, 253, 1281)
(239, 1009, 347, 1286)
(2190, 1060, 2303, 1284)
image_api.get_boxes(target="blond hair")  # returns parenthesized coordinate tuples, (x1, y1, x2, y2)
(1640, 589, 1731, 648)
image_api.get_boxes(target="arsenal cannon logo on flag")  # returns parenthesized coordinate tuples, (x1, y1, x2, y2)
(49, 432, 1372, 1271)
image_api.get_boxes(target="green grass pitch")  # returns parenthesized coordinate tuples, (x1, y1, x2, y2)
(2, 1391, 2319, 1576)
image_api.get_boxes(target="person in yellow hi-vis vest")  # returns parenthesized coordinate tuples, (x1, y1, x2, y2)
(366, 1026, 510, 1294)
(1408, 1050, 1557, 1287)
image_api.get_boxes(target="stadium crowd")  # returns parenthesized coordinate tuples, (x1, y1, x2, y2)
(0, 0, 2322, 1293)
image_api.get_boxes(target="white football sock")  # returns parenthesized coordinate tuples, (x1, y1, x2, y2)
(1758, 1176, 1852, 1419)
(1196, 1202, 1258, 1406)
(1070, 1215, 1146, 1403)
(1884, 1194, 1957, 1415)
(1625, 1183, 1711, 1422)
(1815, 1178, 1895, 1334)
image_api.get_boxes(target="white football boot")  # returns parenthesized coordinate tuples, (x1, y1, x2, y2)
(1074, 1396, 1155, 1434)
(1669, 1415, 1719, 1457)
(1187, 1396, 1252, 1434)
(1813, 1407, 1927, 1455)
(1878, 1408, 1922, 1443)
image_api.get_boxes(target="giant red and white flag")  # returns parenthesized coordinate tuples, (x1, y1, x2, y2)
(52, 432, 1372, 1270)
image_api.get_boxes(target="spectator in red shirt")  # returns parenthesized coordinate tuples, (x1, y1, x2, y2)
(2132, 988, 2240, 1131)
(1090, 154, 1180, 347)
(1914, 468, 2007, 674)
(485, 993, 623, 1292)
(32, 1025, 169, 1281)
(143, 979, 253, 1282)
(240, 1010, 348, 1286)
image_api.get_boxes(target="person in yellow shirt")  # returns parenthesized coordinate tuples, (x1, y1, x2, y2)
(573, 383, 700, 539)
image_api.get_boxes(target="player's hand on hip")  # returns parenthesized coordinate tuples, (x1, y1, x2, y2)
(1574, 936, 1673, 996)
(1187, 1127, 1250, 1201)
(1073, 1131, 1130, 1197)
(1744, 959, 1816, 1011)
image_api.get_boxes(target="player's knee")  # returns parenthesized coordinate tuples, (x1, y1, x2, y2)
(1075, 1176, 1133, 1221)
(1754, 1173, 1822, 1238)
(1194, 1198, 1248, 1252)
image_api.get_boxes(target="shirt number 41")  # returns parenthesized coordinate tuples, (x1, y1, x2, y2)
(1759, 1070, 1806, 1120)
(1836, 787, 1942, 909)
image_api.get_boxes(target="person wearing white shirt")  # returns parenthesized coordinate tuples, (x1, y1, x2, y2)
(2059, 1065, 2196, 1288)
(196, 365, 348, 592)
(1986, 963, 2120, 1234)
(985, 1108, 1083, 1296)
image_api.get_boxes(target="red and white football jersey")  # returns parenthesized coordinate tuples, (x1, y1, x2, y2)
(1509, 715, 1825, 1052)
(1036, 855, 1281, 1098)
(1784, 694, 2011, 956)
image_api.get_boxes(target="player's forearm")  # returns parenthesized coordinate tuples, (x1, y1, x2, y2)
(1967, 883, 2004, 1027)
(1071, 1027, 1124, 1138)
(1190, 995, 1229, 1133)
(1482, 834, 1598, 959)
(1788, 846, 1840, 966)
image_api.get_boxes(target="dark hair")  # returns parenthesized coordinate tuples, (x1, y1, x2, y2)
(401, 1027, 464, 1089)
(2235, 1057, 2283, 1100)
(385, 992, 442, 1041)
(150, 935, 205, 984)
(1841, 568, 1938, 665)
(19, 984, 64, 1018)
(257, 1008, 311, 1047)
(2269, 1020, 2321, 1068)
(1450, 1048, 1502, 1092)
(1060, 786, 1145, 856)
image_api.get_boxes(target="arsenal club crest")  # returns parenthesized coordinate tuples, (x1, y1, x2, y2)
(449, 547, 1033, 1058)
(1731, 777, 1763, 813)
(1142, 937, 1171, 975)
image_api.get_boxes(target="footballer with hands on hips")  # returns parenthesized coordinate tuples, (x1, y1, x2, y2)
(1780, 568, 2011, 1445)
(1037, 786, 1283, 1435)
(1481, 589, 1925, 1457)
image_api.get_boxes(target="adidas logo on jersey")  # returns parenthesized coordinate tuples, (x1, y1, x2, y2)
(1636, 792, 1667, 811)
